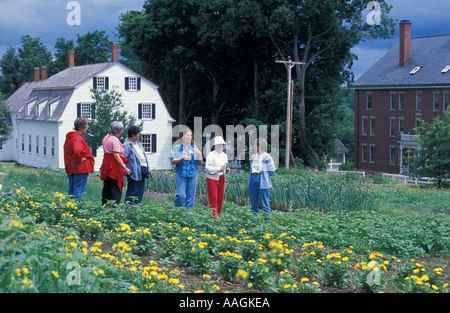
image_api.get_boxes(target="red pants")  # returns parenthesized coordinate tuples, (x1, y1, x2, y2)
(206, 176, 225, 217)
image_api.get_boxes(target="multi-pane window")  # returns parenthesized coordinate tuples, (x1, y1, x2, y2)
(444, 93, 450, 111)
(390, 118, 396, 137)
(389, 147, 396, 165)
(370, 117, 376, 136)
(362, 117, 368, 136)
(390, 93, 396, 111)
(81, 103, 91, 119)
(21, 134, 25, 152)
(416, 93, 422, 111)
(128, 77, 138, 91)
(96, 77, 106, 90)
(398, 118, 405, 134)
(140, 134, 157, 153)
(361, 144, 367, 163)
(28, 135, 32, 153)
(369, 145, 375, 164)
(399, 93, 405, 111)
(433, 92, 440, 111)
(142, 103, 153, 119)
(51, 137, 55, 157)
(366, 93, 372, 110)
(36, 136, 39, 154)
(43, 137, 47, 156)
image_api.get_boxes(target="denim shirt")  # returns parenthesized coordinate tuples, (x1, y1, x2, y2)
(124, 138, 149, 181)
(247, 152, 276, 189)
(170, 144, 199, 178)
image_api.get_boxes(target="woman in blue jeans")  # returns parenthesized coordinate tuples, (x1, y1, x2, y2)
(170, 128, 203, 209)
(123, 125, 150, 205)
(248, 138, 276, 220)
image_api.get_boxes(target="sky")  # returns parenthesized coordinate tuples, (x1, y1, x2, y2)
(1, 0, 450, 81)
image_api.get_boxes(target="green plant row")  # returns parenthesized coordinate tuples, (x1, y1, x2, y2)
(1, 186, 448, 293)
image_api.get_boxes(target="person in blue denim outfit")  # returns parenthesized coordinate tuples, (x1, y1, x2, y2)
(123, 125, 150, 205)
(170, 128, 203, 209)
(248, 138, 276, 220)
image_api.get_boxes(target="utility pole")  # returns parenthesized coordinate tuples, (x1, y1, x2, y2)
(276, 57, 304, 169)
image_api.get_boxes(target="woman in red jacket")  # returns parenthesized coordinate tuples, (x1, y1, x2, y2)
(63, 117, 95, 199)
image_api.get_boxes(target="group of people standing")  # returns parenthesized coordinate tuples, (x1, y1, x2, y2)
(63, 117, 276, 219)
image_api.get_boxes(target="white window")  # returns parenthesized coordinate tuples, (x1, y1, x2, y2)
(96, 77, 106, 90)
(36, 136, 39, 155)
(389, 146, 396, 165)
(366, 93, 372, 110)
(361, 144, 367, 163)
(390, 93, 396, 111)
(369, 145, 375, 164)
(21, 134, 25, 152)
(390, 118, 396, 137)
(28, 135, 32, 153)
(370, 117, 375, 136)
(362, 117, 368, 136)
(128, 77, 138, 91)
(444, 92, 450, 111)
(433, 92, 440, 111)
(416, 93, 422, 111)
(141, 134, 152, 152)
(142, 103, 153, 119)
(399, 93, 405, 111)
(398, 118, 405, 134)
(81, 103, 92, 119)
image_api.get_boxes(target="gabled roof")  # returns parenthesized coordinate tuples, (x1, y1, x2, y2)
(354, 34, 450, 88)
(33, 62, 113, 90)
(6, 62, 160, 122)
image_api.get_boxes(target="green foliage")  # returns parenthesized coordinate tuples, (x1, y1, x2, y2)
(410, 109, 450, 187)
(84, 88, 141, 153)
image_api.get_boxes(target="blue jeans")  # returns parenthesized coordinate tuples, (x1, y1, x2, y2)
(248, 174, 271, 216)
(175, 174, 198, 209)
(68, 173, 89, 200)
(125, 176, 146, 204)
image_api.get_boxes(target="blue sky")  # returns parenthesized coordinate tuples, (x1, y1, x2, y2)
(0, 0, 449, 81)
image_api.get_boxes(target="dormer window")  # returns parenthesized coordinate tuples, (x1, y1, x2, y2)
(410, 66, 421, 74)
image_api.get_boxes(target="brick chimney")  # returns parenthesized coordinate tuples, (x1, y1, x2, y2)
(399, 20, 412, 66)
(111, 42, 119, 62)
(68, 49, 75, 67)
(40, 66, 47, 80)
(34, 67, 40, 81)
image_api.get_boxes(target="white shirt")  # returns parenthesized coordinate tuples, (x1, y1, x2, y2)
(205, 150, 228, 180)
(132, 141, 147, 167)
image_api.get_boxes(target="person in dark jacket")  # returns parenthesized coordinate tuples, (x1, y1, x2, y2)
(63, 117, 95, 199)
(123, 125, 150, 205)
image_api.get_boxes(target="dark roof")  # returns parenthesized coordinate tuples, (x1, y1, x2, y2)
(334, 139, 348, 154)
(5, 63, 114, 122)
(354, 34, 450, 88)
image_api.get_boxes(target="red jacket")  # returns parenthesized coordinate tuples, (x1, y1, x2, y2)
(64, 132, 95, 176)
(100, 153, 128, 191)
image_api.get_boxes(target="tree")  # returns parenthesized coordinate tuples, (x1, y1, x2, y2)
(260, 0, 395, 168)
(0, 96, 13, 146)
(0, 35, 52, 97)
(84, 89, 141, 156)
(410, 109, 450, 187)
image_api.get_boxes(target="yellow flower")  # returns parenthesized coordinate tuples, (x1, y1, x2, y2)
(236, 270, 249, 280)
(52, 271, 59, 279)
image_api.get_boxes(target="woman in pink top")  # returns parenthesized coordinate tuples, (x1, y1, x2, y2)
(100, 121, 131, 205)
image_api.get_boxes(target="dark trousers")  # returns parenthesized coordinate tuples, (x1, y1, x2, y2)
(102, 177, 122, 205)
(125, 176, 146, 204)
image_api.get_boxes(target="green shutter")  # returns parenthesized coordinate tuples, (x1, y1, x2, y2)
(125, 77, 129, 90)
(77, 103, 81, 118)
(93, 77, 97, 89)
(138, 103, 142, 119)
(151, 134, 157, 153)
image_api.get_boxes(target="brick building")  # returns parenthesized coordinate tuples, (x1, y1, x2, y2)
(353, 20, 450, 174)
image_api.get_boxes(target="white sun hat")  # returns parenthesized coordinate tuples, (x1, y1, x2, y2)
(213, 136, 226, 145)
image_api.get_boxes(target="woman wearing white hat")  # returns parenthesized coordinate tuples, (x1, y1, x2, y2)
(205, 136, 229, 217)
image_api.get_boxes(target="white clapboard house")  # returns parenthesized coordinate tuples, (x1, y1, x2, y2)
(0, 43, 175, 170)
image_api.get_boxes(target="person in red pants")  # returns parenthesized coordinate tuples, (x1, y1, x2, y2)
(205, 136, 230, 217)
